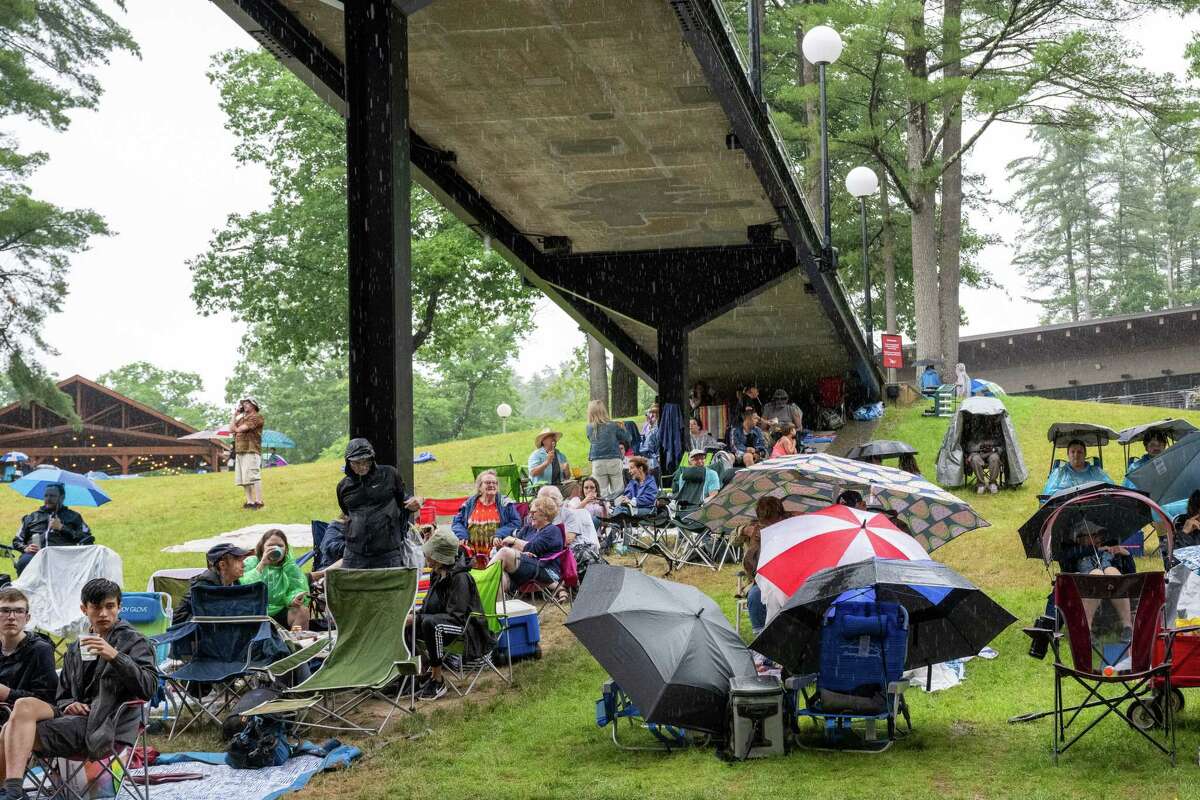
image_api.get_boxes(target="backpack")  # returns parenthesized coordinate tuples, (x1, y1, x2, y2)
(225, 715, 292, 769)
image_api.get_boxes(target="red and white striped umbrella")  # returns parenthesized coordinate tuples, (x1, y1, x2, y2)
(755, 504, 929, 608)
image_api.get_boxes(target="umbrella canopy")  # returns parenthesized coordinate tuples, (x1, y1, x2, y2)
(1117, 419, 1198, 447)
(752, 558, 1016, 673)
(11, 468, 111, 507)
(755, 505, 929, 609)
(565, 565, 754, 734)
(1126, 430, 1200, 507)
(0, 452, 28, 463)
(177, 429, 225, 441)
(845, 440, 917, 461)
(261, 430, 296, 449)
(1047, 422, 1119, 449)
(1017, 483, 1170, 563)
(969, 378, 1006, 396)
(84, 471, 110, 481)
(692, 453, 989, 552)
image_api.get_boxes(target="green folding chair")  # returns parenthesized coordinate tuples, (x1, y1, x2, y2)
(244, 567, 420, 736)
(472, 463, 527, 502)
(443, 560, 513, 696)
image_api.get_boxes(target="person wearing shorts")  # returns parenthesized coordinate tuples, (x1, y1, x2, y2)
(0, 579, 156, 800)
(231, 397, 265, 510)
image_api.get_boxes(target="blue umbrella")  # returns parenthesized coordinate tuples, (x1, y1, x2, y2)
(1, 452, 28, 463)
(969, 378, 1005, 396)
(11, 468, 111, 507)
(260, 430, 296, 449)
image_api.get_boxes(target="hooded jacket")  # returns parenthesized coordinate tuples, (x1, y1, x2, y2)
(57, 619, 157, 757)
(335, 438, 413, 561)
(0, 631, 56, 704)
(420, 562, 496, 660)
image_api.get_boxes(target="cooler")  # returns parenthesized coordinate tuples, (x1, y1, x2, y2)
(497, 599, 541, 659)
(728, 674, 785, 759)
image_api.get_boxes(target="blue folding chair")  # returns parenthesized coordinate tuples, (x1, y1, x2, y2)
(120, 592, 172, 721)
(152, 582, 289, 740)
(787, 600, 911, 751)
(295, 520, 329, 569)
(594, 680, 692, 751)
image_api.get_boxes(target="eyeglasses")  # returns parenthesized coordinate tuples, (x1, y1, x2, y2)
(0, 607, 28, 617)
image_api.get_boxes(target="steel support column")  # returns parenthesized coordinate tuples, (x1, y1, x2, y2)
(345, 2, 414, 486)
(656, 325, 689, 475)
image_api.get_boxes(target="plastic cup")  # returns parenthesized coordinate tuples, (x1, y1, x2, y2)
(79, 643, 98, 662)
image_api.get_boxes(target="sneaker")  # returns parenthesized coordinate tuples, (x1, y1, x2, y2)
(976, 485, 986, 495)
(417, 679, 447, 701)
(989, 483, 999, 494)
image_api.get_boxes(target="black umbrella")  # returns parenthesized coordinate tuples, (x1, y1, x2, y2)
(1017, 483, 1164, 561)
(845, 440, 918, 461)
(751, 558, 1015, 674)
(565, 565, 754, 734)
(1116, 419, 1198, 446)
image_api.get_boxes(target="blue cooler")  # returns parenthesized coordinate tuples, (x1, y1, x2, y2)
(497, 599, 541, 659)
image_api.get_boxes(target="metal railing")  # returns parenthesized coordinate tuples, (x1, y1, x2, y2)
(1088, 387, 1200, 410)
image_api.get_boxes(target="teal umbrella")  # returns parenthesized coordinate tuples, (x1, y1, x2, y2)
(261, 430, 296, 449)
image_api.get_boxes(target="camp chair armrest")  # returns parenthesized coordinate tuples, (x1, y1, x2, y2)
(887, 681, 908, 695)
(784, 674, 817, 692)
(151, 621, 197, 646)
(1165, 624, 1200, 636)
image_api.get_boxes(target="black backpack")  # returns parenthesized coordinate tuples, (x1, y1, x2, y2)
(225, 715, 292, 769)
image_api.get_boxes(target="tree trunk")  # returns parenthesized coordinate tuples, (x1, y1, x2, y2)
(1081, 193, 1095, 319)
(937, 0, 962, 372)
(904, 5, 942, 367)
(611, 360, 638, 417)
(449, 379, 479, 439)
(880, 170, 898, 336)
(586, 334, 609, 403)
(1065, 217, 1079, 322)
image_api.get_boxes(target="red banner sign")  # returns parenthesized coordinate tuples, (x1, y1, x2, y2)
(881, 334, 904, 369)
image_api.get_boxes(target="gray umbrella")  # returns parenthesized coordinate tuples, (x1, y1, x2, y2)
(565, 565, 754, 734)
(1047, 422, 1119, 448)
(751, 558, 1016, 674)
(1126, 429, 1200, 507)
(846, 440, 918, 461)
(1116, 419, 1198, 446)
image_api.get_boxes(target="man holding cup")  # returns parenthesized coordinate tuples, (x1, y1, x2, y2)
(12, 483, 91, 575)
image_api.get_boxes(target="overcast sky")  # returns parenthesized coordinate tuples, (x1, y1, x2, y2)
(6, 1, 1197, 404)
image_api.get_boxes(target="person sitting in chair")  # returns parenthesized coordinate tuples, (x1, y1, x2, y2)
(408, 530, 494, 702)
(0, 588, 57, 724)
(13, 484, 91, 575)
(965, 421, 1006, 496)
(0, 579, 156, 800)
(1061, 520, 1133, 640)
(538, 485, 601, 568)
(1178, 490, 1200, 549)
(491, 497, 565, 597)
(673, 450, 721, 504)
(1130, 430, 1169, 471)
(836, 490, 867, 511)
(173, 543, 251, 625)
(614, 456, 658, 518)
(730, 408, 768, 468)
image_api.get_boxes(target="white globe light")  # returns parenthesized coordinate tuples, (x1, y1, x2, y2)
(845, 166, 880, 198)
(496, 403, 513, 419)
(802, 25, 844, 65)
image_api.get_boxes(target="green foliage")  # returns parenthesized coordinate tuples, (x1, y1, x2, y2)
(224, 344, 348, 463)
(191, 49, 536, 366)
(413, 324, 522, 445)
(539, 345, 589, 423)
(97, 361, 222, 430)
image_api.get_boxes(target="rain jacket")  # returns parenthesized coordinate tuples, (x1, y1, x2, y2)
(336, 438, 414, 563)
(1041, 461, 1112, 499)
(420, 562, 495, 661)
(0, 632, 56, 704)
(56, 619, 157, 758)
(451, 494, 521, 542)
(317, 518, 346, 570)
(622, 476, 659, 509)
(14, 505, 90, 550)
(242, 554, 309, 615)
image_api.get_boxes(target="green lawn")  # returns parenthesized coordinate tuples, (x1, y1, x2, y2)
(11, 398, 1200, 798)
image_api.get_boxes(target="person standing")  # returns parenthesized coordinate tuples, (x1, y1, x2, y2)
(585, 400, 630, 498)
(231, 397, 265, 510)
(336, 438, 424, 569)
(13, 483, 91, 575)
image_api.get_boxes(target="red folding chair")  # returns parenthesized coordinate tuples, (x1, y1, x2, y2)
(26, 701, 150, 799)
(515, 547, 579, 618)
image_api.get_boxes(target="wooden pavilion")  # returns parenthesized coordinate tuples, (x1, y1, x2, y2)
(0, 375, 225, 475)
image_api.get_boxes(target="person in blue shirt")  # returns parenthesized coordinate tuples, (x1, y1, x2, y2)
(729, 408, 768, 467)
(673, 450, 721, 502)
(638, 422, 661, 473)
(614, 456, 659, 517)
(1128, 430, 1168, 472)
(1041, 439, 1111, 498)
(492, 496, 565, 594)
(528, 429, 570, 486)
(920, 365, 941, 396)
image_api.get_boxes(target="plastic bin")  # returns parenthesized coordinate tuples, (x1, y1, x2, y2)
(497, 599, 541, 659)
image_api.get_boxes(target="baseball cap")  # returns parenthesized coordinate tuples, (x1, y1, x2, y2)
(207, 543, 251, 565)
(689, 449, 706, 458)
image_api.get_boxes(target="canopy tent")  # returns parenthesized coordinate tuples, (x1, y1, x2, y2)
(935, 397, 1028, 488)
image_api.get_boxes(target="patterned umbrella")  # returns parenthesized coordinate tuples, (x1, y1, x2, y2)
(691, 452, 989, 551)
(755, 505, 929, 611)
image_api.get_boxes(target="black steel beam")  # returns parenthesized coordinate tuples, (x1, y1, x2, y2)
(673, 0, 881, 398)
(345, 1, 413, 484)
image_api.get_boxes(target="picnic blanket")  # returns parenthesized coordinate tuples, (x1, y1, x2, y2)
(162, 523, 312, 554)
(142, 743, 361, 800)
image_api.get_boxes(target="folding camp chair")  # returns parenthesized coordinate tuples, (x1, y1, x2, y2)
(153, 582, 288, 740)
(295, 520, 328, 569)
(244, 568, 421, 736)
(120, 592, 173, 722)
(513, 548, 579, 618)
(148, 568, 204, 615)
(472, 464, 526, 503)
(25, 701, 149, 800)
(594, 680, 693, 751)
(1050, 571, 1179, 763)
(787, 600, 911, 752)
(441, 561, 513, 696)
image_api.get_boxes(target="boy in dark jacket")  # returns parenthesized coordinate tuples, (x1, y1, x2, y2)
(410, 530, 494, 701)
(0, 579, 157, 799)
(0, 588, 56, 723)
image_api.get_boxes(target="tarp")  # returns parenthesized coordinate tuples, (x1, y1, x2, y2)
(143, 743, 361, 800)
(161, 523, 312, 554)
(935, 396, 1028, 487)
(15, 545, 123, 638)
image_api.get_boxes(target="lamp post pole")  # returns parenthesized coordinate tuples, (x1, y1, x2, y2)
(859, 196, 872, 347)
(801, 26, 844, 272)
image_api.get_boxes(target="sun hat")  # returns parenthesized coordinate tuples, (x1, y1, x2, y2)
(534, 428, 561, 450)
(422, 529, 461, 566)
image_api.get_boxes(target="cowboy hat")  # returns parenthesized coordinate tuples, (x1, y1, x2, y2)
(534, 428, 562, 450)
